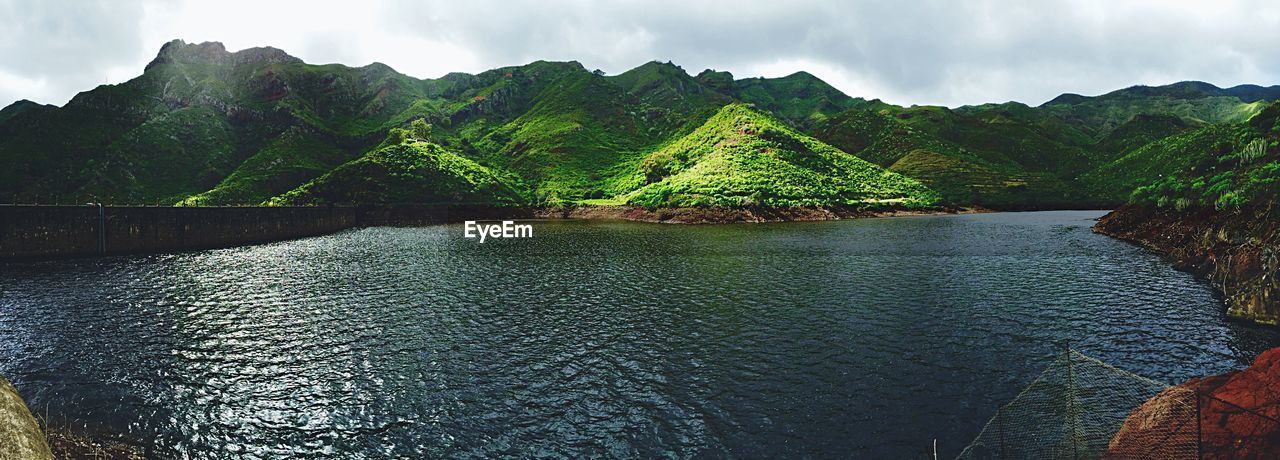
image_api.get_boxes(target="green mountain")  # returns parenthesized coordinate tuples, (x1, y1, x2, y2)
(269, 136, 525, 206)
(1040, 81, 1276, 139)
(4, 39, 1280, 212)
(1110, 102, 1280, 210)
(727, 71, 868, 128)
(1092, 114, 1200, 161)
(807, 106, 1084, 208)
(0, 100, 54, 124)
(619, 104, 940, 208)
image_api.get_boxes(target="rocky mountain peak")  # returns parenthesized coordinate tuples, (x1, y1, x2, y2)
(146, 39, 301, 71)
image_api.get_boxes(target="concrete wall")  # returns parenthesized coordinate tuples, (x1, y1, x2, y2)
(0, 376, 53, 460)
(0, 205, 357, 259)
(355, 205, 533, 226)
(0, 205, 535, 259)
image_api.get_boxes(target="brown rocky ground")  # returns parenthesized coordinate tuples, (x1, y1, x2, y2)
(1106, 347, 1280, 459)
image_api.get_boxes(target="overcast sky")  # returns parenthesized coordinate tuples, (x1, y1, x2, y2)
(3, 0, 1280, 108)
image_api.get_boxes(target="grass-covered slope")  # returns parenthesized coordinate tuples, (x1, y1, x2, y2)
(899, 103, 1096, 175)
(1081, 124, 1255, 204)
(1112, 102, 1280, 210)
(268, 138, 525, 206)
(177, 128, 360, 206)
(808, 108, 1081, 208)
(618, 104, 940, 208)
(475, 65, 726, 204)
(728, 71, 865, 128)
(1041, 81, 1275, 139)
(1092, 114, 1199, 161)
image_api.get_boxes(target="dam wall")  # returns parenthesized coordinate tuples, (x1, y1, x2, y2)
(0, 205, 357, 259)
(0, 205, 535, 259)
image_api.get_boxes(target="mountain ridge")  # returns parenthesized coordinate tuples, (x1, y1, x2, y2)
(3, 39, 1279, 212)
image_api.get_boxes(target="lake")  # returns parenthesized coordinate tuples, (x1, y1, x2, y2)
(2, 210, 1278, 458)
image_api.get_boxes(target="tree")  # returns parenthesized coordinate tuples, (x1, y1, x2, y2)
(409, 119, 433, 141)
(640, 153, 674, 184)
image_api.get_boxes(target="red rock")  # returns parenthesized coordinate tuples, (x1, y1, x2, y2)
(1106, 348, 1280, 459)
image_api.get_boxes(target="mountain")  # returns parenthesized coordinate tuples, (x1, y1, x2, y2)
(1092, 114, 1200, 161)
(807, 106, 1085, 208)
(618, 104, 940, 207)
(727, 71, 869, 127)
(1112, 102, 1279, 212)
(4, 39, 1280, 212)
(1094, 102, 1280, 325)
(0, 100, 54, 124)
(1039, 81, 1278, 139)
(0, 40, 871, 207)
(269, 135, 525, 206)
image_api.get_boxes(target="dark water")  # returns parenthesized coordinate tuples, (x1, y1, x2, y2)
(2, 211, 1279, 458)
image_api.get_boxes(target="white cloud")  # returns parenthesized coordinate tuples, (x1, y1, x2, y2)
(2, 0, 1279, 108)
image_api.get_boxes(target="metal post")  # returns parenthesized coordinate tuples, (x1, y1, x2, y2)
(1195, 388, 1203, 460)
(97, 203, 106, 254)
(1065, 343, 1078, 460)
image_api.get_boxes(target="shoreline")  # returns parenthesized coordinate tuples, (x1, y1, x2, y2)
(0, 204, 984, 260)
(533, 204, 992, 224)
(1093, 204, 1280, 326)
(0, 204, 1103, 260)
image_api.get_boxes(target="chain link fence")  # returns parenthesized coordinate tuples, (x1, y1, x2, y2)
(955, 348, 1279, 460)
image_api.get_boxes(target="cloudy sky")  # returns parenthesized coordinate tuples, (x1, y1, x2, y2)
(3, 0, 1280, 108)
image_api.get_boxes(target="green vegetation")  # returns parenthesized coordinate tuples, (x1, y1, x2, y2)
(1082, 124, 1254, 203)
(5, 39, 1280, 211)
(1120, 102, 1280, 211)
(1041, 81, 1271, 138)
(808, 107, 1081, 208)
(619, 104, 940, 207)
(269, 138, 525, 206)
(1092, 114, 1199, 161)
(177, 128, 357, 206)
(728, 71, 866, 128)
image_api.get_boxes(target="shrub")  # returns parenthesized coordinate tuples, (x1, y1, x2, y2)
(409, 119, 433, 142)
(640, 153, 674, 184)
(1216, 191, 1246, 210)
(1240, 138, 1267, 164)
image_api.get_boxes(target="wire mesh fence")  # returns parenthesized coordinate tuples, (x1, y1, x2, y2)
(955, 348, 1279, 460)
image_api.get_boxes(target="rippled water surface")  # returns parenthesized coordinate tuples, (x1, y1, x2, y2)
(2, 211, 1279, 458)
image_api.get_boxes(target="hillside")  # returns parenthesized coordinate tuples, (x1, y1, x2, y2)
(0, 40, 868, 208)
(1040, 81, 1276, 139)
(1081, 124, 1255, 204)
(269, 135, 525, 206)
(4, 39, 1280, 211)
(808, 107, 1083, 208)
(618, 104, 941, 208)
(1116, 102, 1279, 212)
(1093, 102, 1280, 325)
(1092, 114, 1200, 161)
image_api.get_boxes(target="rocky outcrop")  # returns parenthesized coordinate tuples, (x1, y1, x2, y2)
(145, 39, 301, 71)
(0, 376, 53, 460)
(1094, 204, 1280, 325)
(1106, 347, 1280, 459)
